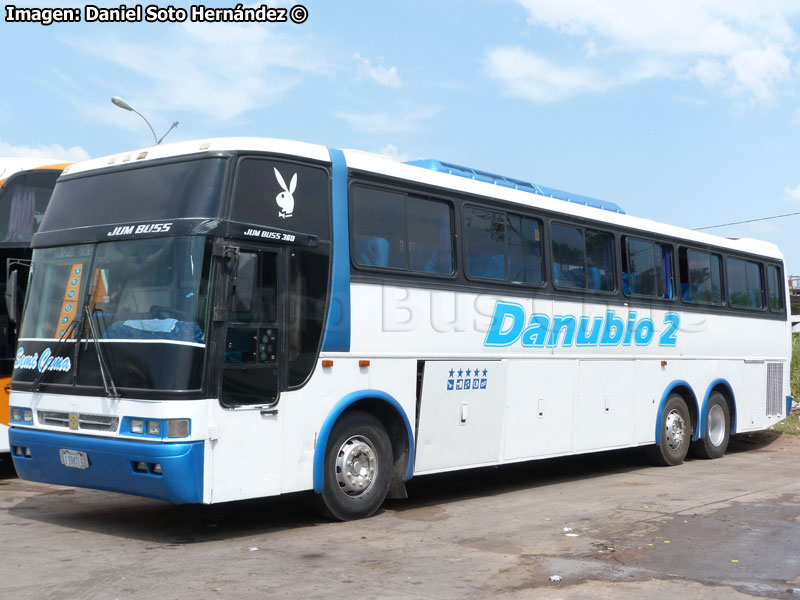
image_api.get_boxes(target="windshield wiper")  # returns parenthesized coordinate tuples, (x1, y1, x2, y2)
(83, 305, 120, 398)
(30, 317, 80, 393)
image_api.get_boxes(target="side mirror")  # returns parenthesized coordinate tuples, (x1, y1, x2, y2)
(5, 269, 18, 323)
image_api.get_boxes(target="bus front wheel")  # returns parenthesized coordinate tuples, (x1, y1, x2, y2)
(648, 393, 692, 466)
(690, 392, 730, 459)
(320, 410, 392, 521)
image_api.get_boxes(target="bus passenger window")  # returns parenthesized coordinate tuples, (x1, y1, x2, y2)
(351, 185, 453, 276)
(766, 265, 783, 312)
(727, 257, 763, 309)
(464, 207, 506, 280)
(586, 230, 614, 291)
(552, 224, 614, 291)
(407, 197, 453, 275)
(680, 248, 723, 304)
(552, 224, 585, 288)
(507, 215, 543, 284)
(351, 187, 406, 269)
(623, 238, 672, 298)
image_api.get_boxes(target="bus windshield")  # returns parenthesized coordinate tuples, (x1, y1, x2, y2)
(16, 236, 210, 393)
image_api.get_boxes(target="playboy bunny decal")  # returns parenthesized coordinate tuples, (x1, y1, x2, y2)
(274, 167, 297, 218)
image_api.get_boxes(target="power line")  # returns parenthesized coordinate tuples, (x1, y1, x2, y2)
(693, 210, 800, 231)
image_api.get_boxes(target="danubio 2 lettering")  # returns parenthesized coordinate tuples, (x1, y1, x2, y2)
(484, 302, 680, 348)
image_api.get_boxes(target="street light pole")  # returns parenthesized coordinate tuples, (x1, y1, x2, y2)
(111, 96, 178, 145)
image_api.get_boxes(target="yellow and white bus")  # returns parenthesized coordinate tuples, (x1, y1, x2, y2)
(0, 158, 71, 453)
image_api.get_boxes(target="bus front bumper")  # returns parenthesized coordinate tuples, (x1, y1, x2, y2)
(9, 428, 204, 504)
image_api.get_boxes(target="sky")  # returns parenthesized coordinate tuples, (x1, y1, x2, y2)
(4, 0, 800, 273)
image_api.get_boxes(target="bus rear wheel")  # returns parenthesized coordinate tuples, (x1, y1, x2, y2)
(319, 410, 392, 521)
(690, 392, 730, 459)
(647, 393, 692, 466)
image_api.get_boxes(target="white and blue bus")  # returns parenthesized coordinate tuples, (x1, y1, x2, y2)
(6, 138, 791, 519)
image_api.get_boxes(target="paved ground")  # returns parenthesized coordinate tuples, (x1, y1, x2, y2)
(1, 431, 798, 599)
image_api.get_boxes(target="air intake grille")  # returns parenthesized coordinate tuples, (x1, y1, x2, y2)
(38, 411, 119, 432)
(766, 362, 783, 416)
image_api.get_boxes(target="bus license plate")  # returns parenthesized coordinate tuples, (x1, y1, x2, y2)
(59, 449, 89, 470)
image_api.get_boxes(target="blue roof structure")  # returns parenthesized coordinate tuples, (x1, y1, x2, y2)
(405, 159, 625, 214)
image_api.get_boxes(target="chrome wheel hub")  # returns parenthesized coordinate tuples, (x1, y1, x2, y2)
(707, 404, 726, 447)
(335, 435, 377, 497)
(665, 409, 686, 451)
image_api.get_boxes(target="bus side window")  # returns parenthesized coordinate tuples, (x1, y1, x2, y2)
(551, 223, 585, 288)
(727, 257, 763, 309)
(406, 196, 453, 275)
(680, 248, 724, 304)
(464, 207, 506, 280)
(351, 186, 406, 269)
(622, 237, 672, 298)
(288, 250, 329, 388)
(766, 265, 783, 312)
(507, 215, 543, 284)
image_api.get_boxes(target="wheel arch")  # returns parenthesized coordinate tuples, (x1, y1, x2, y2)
(656, 380, 699, 444)
(700, 379, 737, 438)
(313, 389, 415, 494)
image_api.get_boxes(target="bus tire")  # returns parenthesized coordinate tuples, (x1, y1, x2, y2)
(647, 393, 692, 466)
(319, 410, 392, 521)
(690, 392, 730, 460)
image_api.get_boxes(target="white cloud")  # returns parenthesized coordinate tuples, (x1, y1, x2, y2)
(65, 20, 327, 122)
(494, 0, 800, 104)
(486, 47, 614, 103)
(354, 53, 403, 88)
(784, 184, 800, 205)
(675, 96, 708, 106)
(375, 144, 412, 162)
(337, 105, 439, 135)
(0, 141, 90, 162)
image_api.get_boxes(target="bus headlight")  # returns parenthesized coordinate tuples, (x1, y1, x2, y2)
(147, 421, 161, 436)
(130, 419, 144, 434)
(11, 408, 22, 422)
(167, 419, 190, 438)
(22, 410, 33, 423)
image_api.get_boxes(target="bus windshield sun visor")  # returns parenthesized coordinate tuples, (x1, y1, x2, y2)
(38, 158, 227, 237)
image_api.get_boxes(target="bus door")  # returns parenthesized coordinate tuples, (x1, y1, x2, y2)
(212, 246, 284, 501)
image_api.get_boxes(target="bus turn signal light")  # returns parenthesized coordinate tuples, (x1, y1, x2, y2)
(322, 360, 334, 368)
(359, 360, 370, 367)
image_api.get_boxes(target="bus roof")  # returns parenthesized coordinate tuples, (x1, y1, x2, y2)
(0, 158, 72, 185)
(59, 137, 784, 262)
(405, 159, 626, 214)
